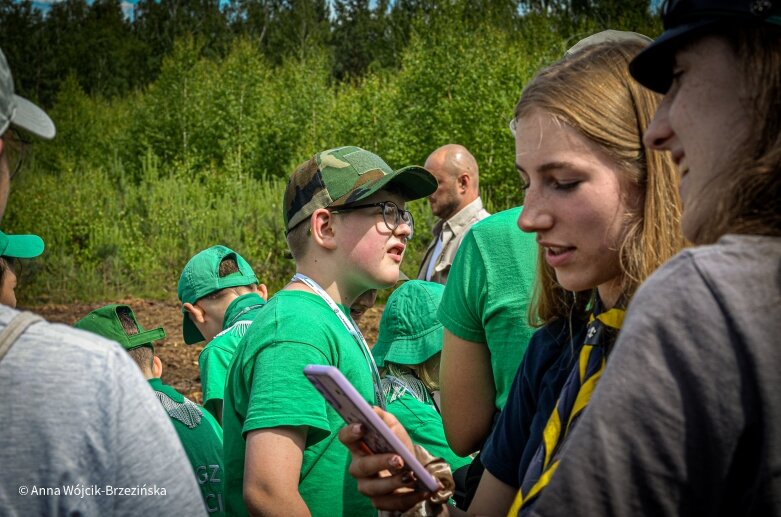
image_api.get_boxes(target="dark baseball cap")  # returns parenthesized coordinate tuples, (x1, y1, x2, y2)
(630, 0, 781, 93)
(283, 146, 437, 233)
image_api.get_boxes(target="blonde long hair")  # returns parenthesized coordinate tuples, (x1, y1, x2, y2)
(514, 40, 686, 325)
(383, 353, 442, 393)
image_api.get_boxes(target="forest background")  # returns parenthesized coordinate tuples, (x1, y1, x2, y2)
(2, 0, 662, 305)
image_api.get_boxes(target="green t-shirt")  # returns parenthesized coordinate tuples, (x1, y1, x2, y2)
(200, 292, 266, 422)
(384, 388, 472, 472)
(148, 377, 225, 516)
(437, 207, 537, 410)
(223, 290, 376, 517)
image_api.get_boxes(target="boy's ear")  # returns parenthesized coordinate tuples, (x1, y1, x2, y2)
(257, 283, 269, 301)
(152, 355, 163, 378)
(310, 208, 337, 250)
(182, 302, 206, 324)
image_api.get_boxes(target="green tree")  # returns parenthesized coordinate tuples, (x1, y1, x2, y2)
(133, 0, 232, 80)
(232, 0, 331, 64)
(331, 0, 390, 80)
(519, 0, 657, 32)
(0, 0, 47, 103)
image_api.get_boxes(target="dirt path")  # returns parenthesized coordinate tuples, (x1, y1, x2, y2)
(25, 298, 383, 404)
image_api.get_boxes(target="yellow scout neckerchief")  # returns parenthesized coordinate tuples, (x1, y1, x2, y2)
(508, 302, 625, 516)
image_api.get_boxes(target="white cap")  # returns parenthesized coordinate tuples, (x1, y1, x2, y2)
(0, 48, 55, 139)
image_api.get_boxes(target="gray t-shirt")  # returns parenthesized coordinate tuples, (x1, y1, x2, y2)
(0, 306, 206, 516)
(530, 234, 781, 517)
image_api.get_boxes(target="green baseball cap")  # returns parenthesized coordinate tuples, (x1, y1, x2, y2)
(0, 230, 44, 259)
(283, 146, 437, 233)
(74, 304, 165, 351)
(177, 245, 259, 344)
(372, 280, 445, 367)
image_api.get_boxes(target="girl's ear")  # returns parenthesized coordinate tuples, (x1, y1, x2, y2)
(310, 208, 338, 250)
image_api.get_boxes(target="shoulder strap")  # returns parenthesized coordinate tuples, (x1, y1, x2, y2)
(0, 311, 44, 364)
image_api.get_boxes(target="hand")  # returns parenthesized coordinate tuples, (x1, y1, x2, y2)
(338, 407, 431, 511)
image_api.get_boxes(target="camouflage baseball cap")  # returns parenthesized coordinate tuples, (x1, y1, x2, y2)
(74, 304, 165, 352)
(283, 146, 437, 233)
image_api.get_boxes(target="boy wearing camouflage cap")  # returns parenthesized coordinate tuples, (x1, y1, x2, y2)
(223, 146, 436, 516)
(178, 245, 267, 425)
(75, 304, 225, 515)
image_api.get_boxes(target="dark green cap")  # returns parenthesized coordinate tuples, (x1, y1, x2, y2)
(372, 280, 445, 367)
(74, 304, 165, 351)
(0, 230, 44, 259)
(177, 245, 259, 344)
(283, 146, 437, 233)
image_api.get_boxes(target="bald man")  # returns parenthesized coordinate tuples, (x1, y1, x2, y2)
(417, 144, 490, 284)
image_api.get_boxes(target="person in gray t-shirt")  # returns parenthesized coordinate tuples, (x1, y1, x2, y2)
(529, 3, 781, 516)
(0, 47, 205, 516)
(0, 310, 207, 515)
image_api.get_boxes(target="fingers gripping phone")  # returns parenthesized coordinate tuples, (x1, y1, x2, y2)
(303, 365, 440, 493)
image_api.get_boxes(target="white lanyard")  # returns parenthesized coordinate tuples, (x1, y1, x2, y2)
(291, 273, 385, 408)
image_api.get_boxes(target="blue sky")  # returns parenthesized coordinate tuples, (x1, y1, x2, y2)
(31, 0, 139, 18)
(29, 0, 234, 19)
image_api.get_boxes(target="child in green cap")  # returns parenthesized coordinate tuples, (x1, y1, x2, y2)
(0, 229, 44, 307)
(222, 146, 436, 517)
(178, 245, 267, 425)
(372, 280, 472, 478)
(75, 304, 225, 516)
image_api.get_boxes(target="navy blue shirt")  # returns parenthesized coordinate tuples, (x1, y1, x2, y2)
(481, 316, 588, 488)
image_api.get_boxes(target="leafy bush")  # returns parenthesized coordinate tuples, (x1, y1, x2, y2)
(6, 12, 660, 304)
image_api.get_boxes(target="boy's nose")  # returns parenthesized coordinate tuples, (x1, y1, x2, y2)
(395, 221, 412, 239)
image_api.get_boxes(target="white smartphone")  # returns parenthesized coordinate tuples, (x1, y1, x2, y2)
(303, 364, 440, 493)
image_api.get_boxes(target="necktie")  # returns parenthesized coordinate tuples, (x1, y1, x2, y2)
(508, 304, 625, 516)
(425, 231, 445, 281)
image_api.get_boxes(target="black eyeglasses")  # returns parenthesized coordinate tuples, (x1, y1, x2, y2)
(331, 201, 415, 239)
(2, 129, 30, 180)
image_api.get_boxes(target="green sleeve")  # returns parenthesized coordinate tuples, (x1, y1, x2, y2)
(243, 341, 332, 446)
(388, 394, 472, 471)
(438, 230, 488, 344)
(199, 342, 233, 419)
